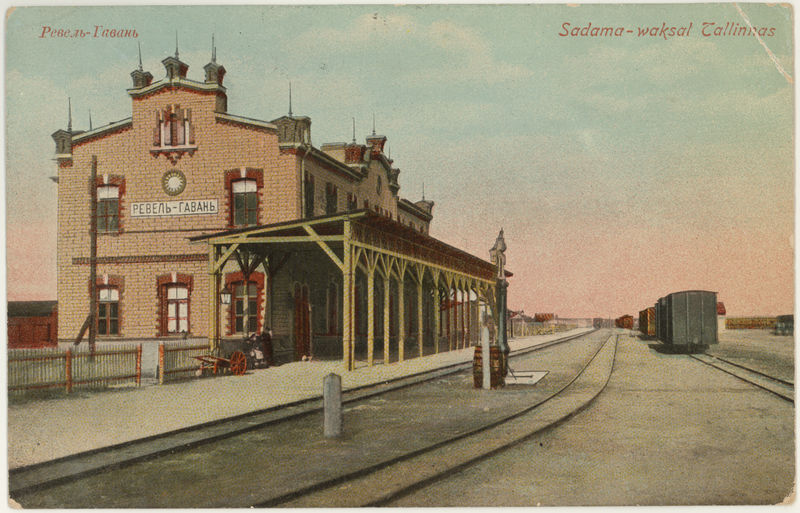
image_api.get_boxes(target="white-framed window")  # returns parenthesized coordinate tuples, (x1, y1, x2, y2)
(97, 185, 119, 233)
(97, 286, 120, 335)
(166, 285, 189, 334)
(232, 179, 258, 227)
(234, 282, 258, 334)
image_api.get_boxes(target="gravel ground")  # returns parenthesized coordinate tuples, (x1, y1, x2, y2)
(12, 330, 609, 508)
(707, 329, 794, 382)
(7, 328, 593, 469)
(392, 331, 794, 506)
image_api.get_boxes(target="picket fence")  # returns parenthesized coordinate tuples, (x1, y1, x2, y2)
(9, 341, 213, 395)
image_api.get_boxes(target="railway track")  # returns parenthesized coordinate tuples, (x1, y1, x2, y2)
(264, 333, 618, 507)
(10, 328, 599, 497)
(690, 353, 794, 403)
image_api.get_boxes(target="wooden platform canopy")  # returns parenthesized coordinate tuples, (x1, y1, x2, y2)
(191, 210, 510, 370)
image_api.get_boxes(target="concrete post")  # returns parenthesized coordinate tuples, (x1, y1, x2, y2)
(323, 373, 342, 438)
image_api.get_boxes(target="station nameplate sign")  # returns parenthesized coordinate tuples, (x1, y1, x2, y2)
(130, 199, 219, 218)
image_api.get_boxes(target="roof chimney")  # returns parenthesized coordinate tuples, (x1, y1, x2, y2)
(162, 33, 188, 79)
(203, 34, 226, 85)
(130, 41, 154, 88)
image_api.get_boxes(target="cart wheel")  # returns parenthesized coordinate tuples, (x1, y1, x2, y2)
(229, 351, 247, 375)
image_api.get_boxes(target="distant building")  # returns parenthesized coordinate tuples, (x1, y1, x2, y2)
(509, 310, 533, 337)
(7, 301, 58, 348)
(52, 44, 504, 367)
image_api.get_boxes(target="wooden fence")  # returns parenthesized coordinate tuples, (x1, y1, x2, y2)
(511, 322, 575, 338)
(726, 317, 777, 330)
(158, 342, 211, 384)
(8, 344, 142, 395)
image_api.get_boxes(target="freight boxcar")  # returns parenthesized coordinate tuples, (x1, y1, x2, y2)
(615, 315, 634, 330)
(775, 314, 793, 336)
(639, 307, 655, 337)
(656, 290, 718, 352)
(655, 297, 668, 342)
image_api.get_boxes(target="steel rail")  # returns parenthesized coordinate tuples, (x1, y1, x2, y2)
(704, 353, 794, 387)
(255, 332, 614, 507)
(371, 333, 620, 507)
(9, 329, 597, 495)
(690, 353, 794, 403)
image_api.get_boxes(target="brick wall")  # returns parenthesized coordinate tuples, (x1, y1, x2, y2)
(58, 83, 296, 341)
(56, 70, 431, 349)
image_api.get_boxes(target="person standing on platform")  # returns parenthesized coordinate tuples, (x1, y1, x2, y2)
(261, 327, 274, 367)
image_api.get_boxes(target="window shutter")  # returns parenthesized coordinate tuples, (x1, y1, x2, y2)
(186, 109, 194, 144)
(153, 111, 161, 146)
(176, 108, 185, 145)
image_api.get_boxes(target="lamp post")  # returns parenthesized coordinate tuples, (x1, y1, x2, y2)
(215, 285, 232, 353)
(481, 228, 508, 387)
(490, 229, 509, 362)
(220, 285, 232, 305)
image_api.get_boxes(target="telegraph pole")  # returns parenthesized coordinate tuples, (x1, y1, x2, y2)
(89, 155, 98, 356)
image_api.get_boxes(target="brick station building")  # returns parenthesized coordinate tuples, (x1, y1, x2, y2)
(52, 46, 506, 368)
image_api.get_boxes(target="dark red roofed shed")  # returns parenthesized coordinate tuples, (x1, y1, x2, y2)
(7, 301, 58, 348)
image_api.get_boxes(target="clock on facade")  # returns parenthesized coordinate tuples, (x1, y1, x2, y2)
(162, 169, 186, 196)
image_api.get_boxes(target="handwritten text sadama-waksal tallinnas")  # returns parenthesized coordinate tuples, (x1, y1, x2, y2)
(559, 22, 776, 39)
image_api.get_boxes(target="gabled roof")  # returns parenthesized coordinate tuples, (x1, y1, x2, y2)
(190, 210, 511, 282)
(216, 113, 277, 131)
(72, 119, 132, 144)
(398, 198, 433, 221)
(279, 143, 365, 181)
(127, 76, 226, 99)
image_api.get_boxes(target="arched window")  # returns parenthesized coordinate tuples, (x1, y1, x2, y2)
(97, 286, 119, 335)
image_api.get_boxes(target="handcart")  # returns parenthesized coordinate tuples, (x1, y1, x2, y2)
(193, 350, 248, 376)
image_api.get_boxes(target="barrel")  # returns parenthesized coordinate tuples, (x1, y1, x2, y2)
(489, 346, 505, 388)
(473, 346, 505, 388)
(473, 346, 482, 388)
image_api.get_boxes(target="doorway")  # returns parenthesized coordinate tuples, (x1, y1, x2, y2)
(294, 283, 311, 360)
